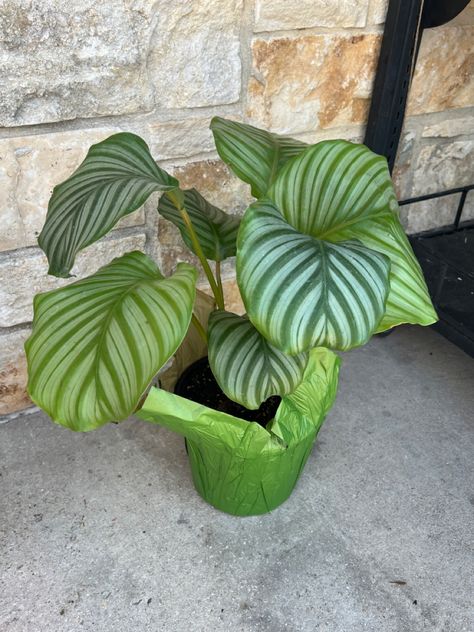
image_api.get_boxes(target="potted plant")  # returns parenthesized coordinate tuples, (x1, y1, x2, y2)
(25, 118, 437, 516)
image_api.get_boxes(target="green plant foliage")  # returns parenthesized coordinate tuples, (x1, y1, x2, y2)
(210, 117, 307, 198)
(39, 133, 179, 278)
(25, 252, 197, 431)
(268, 140, 437, 333)
(237, 140, 437, 353)
(158, 188, 241, 261)
(207, 310, 308, 409)
(237, 200, 391, 354)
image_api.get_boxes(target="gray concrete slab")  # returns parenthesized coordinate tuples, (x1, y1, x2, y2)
(1, 326, 473, 632)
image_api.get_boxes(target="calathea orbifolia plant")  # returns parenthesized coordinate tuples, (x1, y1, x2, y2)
(25, 118, 436, 431)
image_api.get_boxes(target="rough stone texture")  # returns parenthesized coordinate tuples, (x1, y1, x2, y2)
(407, 25, 474, 116)
(0, 1, 155, 126)
(296, 123, 365, 145)
(254, 0, 369, 32)
(0, 129, 145, 253)
(247, 34, 381, 134)
(147, 117, 215, 161)
(400, 195, 460, 234)
(0, 327, 31, 415)
(392, 131, 416, 200)
(422, 115, 474, 138)
(0, 233, 146, 327)
(148, 0, 242, 109)
(411, 140, 474, 196)
(464, 190, 474, 222)
(367, 0, 388, 24)
(1, 327, 473, 631)
(172, 159, 253, 214)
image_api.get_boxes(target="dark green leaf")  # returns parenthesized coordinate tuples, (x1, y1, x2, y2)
(158, 188, 240, 261)
(210, 117, 307, 198)
(39, 133, 179, 277)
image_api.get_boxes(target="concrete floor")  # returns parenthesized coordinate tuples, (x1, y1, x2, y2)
(1, 326, 473, 632)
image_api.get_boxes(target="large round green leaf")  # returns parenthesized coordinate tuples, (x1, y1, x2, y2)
(25, 252, 197, 431)
(208, 310, 308, 409)
(158, 188, 240, 261)
(268, 140, 437, 332)
(39, 133, 179, 278)
(237, 201, 390, 354)
(210, 117, 307, 198)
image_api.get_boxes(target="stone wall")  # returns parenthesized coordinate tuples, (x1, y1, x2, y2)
(1, 0, 473, 416)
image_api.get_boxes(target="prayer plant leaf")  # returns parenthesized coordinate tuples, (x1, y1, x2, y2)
(25, 251, 197, 432)
(237, 201, 391, 354)
(207, 310, 308, 410)
(268, 140, 437, 332)
(210, 117, 308, 198)
(158, 188, 241, 261)
(39, 133, 179, 278)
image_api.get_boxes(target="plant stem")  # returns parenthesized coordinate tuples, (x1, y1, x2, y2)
(191, 313, 208, 343)
(215, 261, 225, 307)
(166, 189, 225, 310)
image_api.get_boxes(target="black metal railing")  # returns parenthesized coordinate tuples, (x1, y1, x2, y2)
(399, 184, 474, 233)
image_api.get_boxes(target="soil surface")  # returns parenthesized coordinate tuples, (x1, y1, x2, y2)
(174, 357, 280, 428)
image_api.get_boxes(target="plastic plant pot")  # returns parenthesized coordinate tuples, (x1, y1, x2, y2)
(137, 348, 340, 516)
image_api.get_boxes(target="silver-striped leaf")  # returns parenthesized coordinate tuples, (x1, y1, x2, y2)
(237, 201, 391, 354)
(210, 117, 307, 198)
(268, 140, 437, 331)
(25, 251, 197, 431)
(39, 133, 179, 278)
(158, 188, 240, 261)
(208, 310, 308, 409)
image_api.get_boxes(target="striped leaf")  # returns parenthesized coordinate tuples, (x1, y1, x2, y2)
(210, 117, 307, 198)
(39, 133, 179, 278)
(237, 201, 391, 354)
(208, 310, 308, 409)
(268, 140, 437, 331)
(158, 188, 240, 261)
(25, 251, 197, 432)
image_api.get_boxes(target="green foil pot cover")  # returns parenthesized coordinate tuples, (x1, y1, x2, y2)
(137, 348, 340, 516)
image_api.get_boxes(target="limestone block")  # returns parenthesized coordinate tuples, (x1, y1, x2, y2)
(411, 140, 474, 196)
(400, 195, 460, 234)
(0, 0, 155, 126)
(422, 116, 474, 138)
(148, 0, 242, 108)
(171, 159, 254, 214)
(463, 190, 474, 222)
(367, 0, 388, 25)
(254, 0, 369, 32)
(408, 25, 474, 115)
(0, 129, 145, 253)
(392, 131, 417, 200)
(0, 234, 147, 327)
(247, 34, 381, 134)
(147, 117, 215, 160)
(0, 327, 31, 416)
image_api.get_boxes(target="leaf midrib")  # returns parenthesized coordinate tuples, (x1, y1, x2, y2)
(93, 273, 162, 413)
(316, 209, 393, 241)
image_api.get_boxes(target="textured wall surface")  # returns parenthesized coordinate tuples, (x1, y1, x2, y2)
(1, 0, 473, 415)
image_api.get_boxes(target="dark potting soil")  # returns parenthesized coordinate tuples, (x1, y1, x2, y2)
(174, 357, 280, 428)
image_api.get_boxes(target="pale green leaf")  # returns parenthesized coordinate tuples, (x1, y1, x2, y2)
(25, 251, 197, 431)
(210, 117, 307, 198)
(237, 201, 390, 354)
(269, 140, 437, 331)
(208, 310, 308, 409)
(39, 133, 179, 278)
(158, 188, 240, 261)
